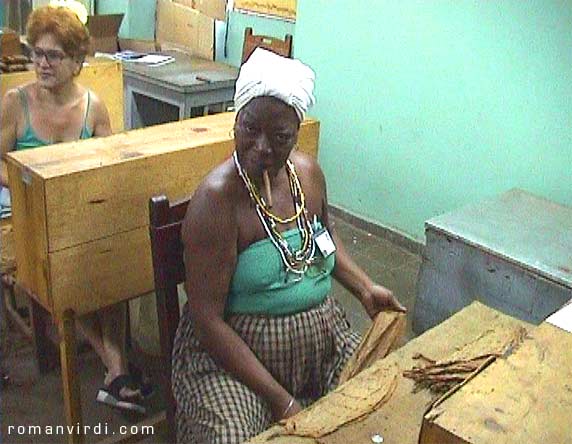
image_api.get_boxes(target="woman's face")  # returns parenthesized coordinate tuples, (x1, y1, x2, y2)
(31, 33, 81, 89)
(234, 96, 300, 178)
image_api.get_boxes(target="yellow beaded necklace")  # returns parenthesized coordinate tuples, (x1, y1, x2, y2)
(233, 151, 316, 274)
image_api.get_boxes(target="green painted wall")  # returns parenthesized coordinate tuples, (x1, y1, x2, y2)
(96, 0, 155, 40)
(296, 0, 572, 241)
(217, 10, 295, 67)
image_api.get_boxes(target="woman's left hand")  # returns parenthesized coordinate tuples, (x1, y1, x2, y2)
(361, 285, 407, 319)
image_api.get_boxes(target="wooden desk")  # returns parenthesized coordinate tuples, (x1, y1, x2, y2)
(122, 52, 238, 129)
(248, 302, 530, 444)
(420, 322, 572, 444)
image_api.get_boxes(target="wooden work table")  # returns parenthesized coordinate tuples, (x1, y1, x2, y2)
(247, 302, 531, 444)
(5, 112, 320, 444)
(420, 320, 572, 444)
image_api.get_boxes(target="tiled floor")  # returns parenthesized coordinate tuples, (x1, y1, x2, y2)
(1, 216, 421, 444)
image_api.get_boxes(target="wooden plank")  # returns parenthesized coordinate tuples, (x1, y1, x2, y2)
(419, 322, 572, 444)
(248, 302, 531, 444)
(0, 58, 124, 133)
(8, 114, 319, 253)
(6, 161, 51, 310)
(49, 227, 153, 317)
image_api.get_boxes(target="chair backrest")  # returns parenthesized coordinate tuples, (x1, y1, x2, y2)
(241, 27, 293, 65)
(148, 194, 190, 441)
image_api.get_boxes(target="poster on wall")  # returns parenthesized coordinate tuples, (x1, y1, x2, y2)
(234, 0, 296, 21)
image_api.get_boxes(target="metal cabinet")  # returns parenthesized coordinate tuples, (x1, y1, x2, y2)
(413, 189, 572, 334)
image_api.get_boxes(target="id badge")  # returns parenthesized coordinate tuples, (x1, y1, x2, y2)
(314, 228, 336, 257)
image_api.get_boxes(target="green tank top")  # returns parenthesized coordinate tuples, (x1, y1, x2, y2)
(15, 87, 93, 150)
(226, 225, 335, 316)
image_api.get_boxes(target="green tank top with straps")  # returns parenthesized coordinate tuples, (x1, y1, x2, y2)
(226, 224, 336, 316)
(15, 87, 94, 150)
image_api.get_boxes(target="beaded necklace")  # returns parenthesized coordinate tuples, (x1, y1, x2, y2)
(233, 151, 316, 275)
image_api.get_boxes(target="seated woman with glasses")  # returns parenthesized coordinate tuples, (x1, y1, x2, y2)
(173, 48, 407, 444)
(0, 4, 150, 413)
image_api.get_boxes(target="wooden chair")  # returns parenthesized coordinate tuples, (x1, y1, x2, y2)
(148, 195, 190, 443)
(241, 27, 293, 64)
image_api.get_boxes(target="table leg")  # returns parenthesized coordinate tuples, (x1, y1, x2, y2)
(30, 297, 58, 374)
(59, 309, 84, 444)
(179, 103, 189, 121)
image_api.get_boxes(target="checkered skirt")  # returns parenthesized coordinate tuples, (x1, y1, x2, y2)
(172, 295, 361, 444)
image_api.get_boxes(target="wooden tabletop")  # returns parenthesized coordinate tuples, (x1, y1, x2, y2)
(247, 302, 530, 444)
(122, 51, 238, 93)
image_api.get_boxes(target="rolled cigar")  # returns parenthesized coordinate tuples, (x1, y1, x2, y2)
(263, 170, 273, 208)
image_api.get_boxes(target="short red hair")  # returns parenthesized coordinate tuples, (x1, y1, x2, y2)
(26, 6, 90, 60)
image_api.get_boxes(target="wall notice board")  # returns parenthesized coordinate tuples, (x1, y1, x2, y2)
(234, 0, 296, 20)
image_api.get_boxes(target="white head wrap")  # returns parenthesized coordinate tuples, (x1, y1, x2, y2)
(234, 48, 316, 122)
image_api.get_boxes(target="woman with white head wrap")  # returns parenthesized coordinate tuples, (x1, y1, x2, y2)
(173, 48, 405, 444)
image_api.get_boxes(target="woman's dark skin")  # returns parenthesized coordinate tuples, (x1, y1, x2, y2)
(181, 96, 406, 421)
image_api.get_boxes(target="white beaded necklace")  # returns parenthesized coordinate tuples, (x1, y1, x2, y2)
(233, 151, 316, 275)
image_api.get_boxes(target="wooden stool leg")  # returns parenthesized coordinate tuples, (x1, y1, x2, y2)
(59, 310, 84, 444)
(30, 297, 58, 374)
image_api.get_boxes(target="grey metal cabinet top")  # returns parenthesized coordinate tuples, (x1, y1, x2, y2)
(426, 188, 572, 289)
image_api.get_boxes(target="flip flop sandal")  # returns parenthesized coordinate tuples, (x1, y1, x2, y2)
(96, 375, 146, 414)
(128, 363, 155, 399)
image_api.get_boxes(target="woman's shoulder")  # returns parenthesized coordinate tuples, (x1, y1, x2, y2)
(2, 85, 29, 120)
(182, 159, 239, 237)
(4, 83, 33, 104)
(192, 159, 239, 205)
(82, 88, 111, 135)
(291, 150, 323, 177)
(2, 88, 21, 107)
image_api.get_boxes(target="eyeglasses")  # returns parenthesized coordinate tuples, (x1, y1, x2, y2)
(30, 47, 68, 65)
